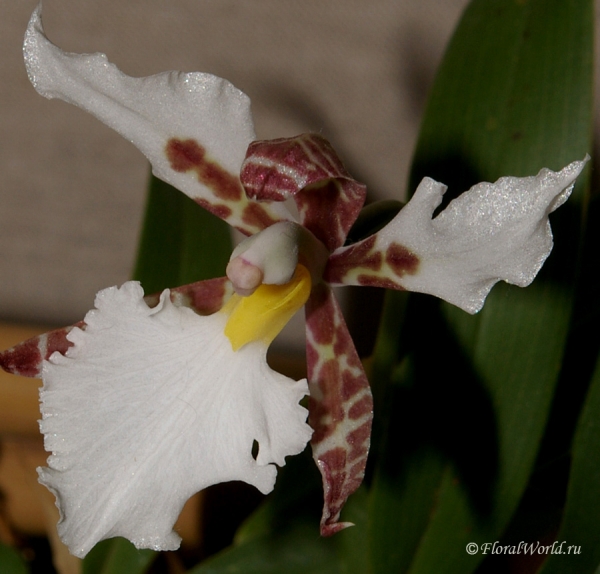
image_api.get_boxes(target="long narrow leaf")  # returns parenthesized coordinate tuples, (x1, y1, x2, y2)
(188, 523, 340, 574)
(540, 332, 600, 573)
(82, 538, 155, 574)
(367, 0, 593, 573)
(133, 173, 232, 292)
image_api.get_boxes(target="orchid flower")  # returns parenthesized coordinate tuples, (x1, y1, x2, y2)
(0, 4, 588, 558)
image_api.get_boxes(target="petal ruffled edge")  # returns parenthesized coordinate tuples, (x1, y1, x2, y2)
(39, 281, 312, 556)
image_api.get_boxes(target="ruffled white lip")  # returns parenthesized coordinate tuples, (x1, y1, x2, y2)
(39, 282, 312, 557)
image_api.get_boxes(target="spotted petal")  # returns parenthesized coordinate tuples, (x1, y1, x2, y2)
(326, 158, 588, 313)
(241, 134, 367, 250)
(37, 281, 311, 557)
(305, 283, 373, 535)
(24, 5, 289, 234)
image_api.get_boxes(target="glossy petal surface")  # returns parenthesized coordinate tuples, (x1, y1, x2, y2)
(305, 283, 373, 535)
(38, 282, 311, 557)
(24, 5, 289, 234)
(326, 158, 587, 313)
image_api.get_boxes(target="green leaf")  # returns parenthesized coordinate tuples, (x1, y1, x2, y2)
(539, 352, 600, 573)
(197, 449, 344, 573)
(0, 543, 28, 574)
(188, 523, 341, 574)
(133, 172, 232, 291)
(335, 487, 370, 574)
(367, 0, 593, 573)
(82, 538, 155, 574)
(410, 0, 593, 187)
(368, 443, 446, 574)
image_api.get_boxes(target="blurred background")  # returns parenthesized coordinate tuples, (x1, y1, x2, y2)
(0, 0, 476, 326)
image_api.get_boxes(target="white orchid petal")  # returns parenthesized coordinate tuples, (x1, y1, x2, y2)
(326, 158, 588, 313)
(24, 5, 291, 231)
(38, 282, 311, 557)
(391, 158, 588, 312)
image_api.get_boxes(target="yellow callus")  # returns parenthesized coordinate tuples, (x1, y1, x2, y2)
(223, 265, 312, 351)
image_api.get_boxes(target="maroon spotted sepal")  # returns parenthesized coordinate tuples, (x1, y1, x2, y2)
(241, 134, 367, 251)
(324, 233, 420, 289)
(0, 277, 233, 379)
(305, 282, 373, 535)
(165, 138, 289, 236)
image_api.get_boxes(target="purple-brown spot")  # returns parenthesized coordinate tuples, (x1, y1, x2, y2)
(46, 328, 77, 360)
(356, 275, 403, 289)
(166, 137, 204, 172)
(195, 198, 232, 221)
(348, 395, 373, 421)
(333, 323, 361, 369)
(305, 283, 335, 346)
(309, 359, 346, 434)
(171, 277, 229, 316)
(0, 323, 80, 378)
(320, 447, 347, 474)
(348, 443, 369, 464)
(297, 178, 366, 252)
(309, 410, 332, 444)
(166, 138, 243, 201)
(241, 158, 299, 201)
(241, 135, 330, 202)
(241, 202, 279, 233)
(308, 369, 345, 444)
(342, 370, 366, 402)
(348, 420, 372, 449)
(349, 460, 367, 480)
(385, 242, 420, 277)
(324, 236, 383, 284)
(0, 338, 42, 378)
(296, 182, 342, 250)
(305, 283, 373, 536)
(305, 135, 346, 174)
